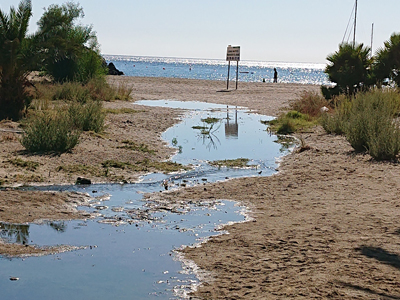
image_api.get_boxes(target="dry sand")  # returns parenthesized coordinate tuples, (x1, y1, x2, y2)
(1, 77, 399, 299)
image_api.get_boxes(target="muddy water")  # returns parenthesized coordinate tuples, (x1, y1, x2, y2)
(0, 101, 293, 300)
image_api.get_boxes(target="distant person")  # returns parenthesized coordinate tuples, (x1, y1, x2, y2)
(273, 68, 278, 83)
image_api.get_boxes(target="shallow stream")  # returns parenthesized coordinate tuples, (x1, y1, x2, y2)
(0, 101, 294, 300)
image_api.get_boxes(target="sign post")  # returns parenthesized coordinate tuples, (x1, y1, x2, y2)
(226, 45, 240, 90)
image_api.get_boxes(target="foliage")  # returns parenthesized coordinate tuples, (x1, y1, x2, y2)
(68, 100, 105, 132)
(266, 110, 314, 134)
(209, 158, 250, 168)
(21, 110, 80, 153)
(33, 2, 106, 83)
(324, 43, 373, 98)
(290, 90, 330, 117)
(322, 90, 400, 160)
(321, 94, 351, 135)
(7, 158, 39, 171)
(118, 140, 156, 154)
(374, 33, 400, 87)
(102, 159, 188, 173)
(0, 0, 33, 120)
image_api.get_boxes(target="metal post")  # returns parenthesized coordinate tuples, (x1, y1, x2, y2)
(235, 61, 239, 90)
(227, 61, 231, 90)
(353, 0, 357, 47)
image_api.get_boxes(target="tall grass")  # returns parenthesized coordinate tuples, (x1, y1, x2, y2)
(21, 110, 80, 153)
(31, 78, 133, 104)
(289, 90, 330, 117)
(21, 100, 105, 153)
(68, 100, 105, 132)
(322, 89, 400, 160)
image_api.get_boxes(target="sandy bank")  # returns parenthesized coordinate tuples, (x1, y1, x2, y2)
(3, 77, 397, 299)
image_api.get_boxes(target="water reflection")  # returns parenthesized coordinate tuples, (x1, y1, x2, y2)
(225, 106, 238, 139)
(192, 116, 222, 151)
(0, 223, 29, 244)
(0, 221, 68, 245)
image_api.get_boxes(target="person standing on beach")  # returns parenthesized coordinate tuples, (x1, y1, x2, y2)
(273, 68, 278, 83)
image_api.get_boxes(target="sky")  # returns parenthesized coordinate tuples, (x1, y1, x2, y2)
(1, 0, 400, 64)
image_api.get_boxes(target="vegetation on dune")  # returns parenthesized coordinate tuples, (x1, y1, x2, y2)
(32, 2, 107, 83)
(322, 90, 400, 160)
(0, 1, 111, 122)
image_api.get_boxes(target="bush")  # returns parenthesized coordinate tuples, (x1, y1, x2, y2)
(322, 90, 400, 160)
(21, 110, 80, 153)
(347, 90, 400, 159)
(52, 82, 91, 103)
(321, 94, 351, 135)
(268, 110, 313, 134)
(68, 100, 105, 132)
(289, 90, 330, 117)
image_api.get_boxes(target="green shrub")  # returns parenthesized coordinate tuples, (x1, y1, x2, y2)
(321, 95, 352, 135)
(68, 100, 105, 133)
(346, 90, 400, 154)
(289, 90, 330, 117)
(52, 82, 91, 103)
(21, 111, 80, 153)
(267, 110, 313, 134)
(322, 90, 400, 160)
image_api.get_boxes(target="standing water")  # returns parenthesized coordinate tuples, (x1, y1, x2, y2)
(0, 101, 295, 300)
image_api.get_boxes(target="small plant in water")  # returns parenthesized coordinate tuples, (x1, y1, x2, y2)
(209, 158, 251, 168)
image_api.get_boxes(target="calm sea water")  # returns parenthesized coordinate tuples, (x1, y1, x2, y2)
(104, 55, 329, 85)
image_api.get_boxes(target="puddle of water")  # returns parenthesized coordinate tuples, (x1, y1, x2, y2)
(0, 100, 294, 300)
(137, 100, 294, 185)
(0, 186, 246, 300)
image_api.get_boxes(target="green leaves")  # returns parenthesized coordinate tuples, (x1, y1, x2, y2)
(374, 33, 400, 86)
(34, 2, 105, 83)
(325, 43, 372, 96)
(0, 0, 33, 120)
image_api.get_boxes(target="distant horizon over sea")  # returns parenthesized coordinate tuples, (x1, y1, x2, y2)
(104, 54, 330, 85)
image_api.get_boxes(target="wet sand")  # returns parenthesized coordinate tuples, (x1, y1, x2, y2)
(2, 77, 399, 298)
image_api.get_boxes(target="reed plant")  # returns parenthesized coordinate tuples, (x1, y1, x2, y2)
(322, 89, 400, 160)
(321, 94, 351, 135)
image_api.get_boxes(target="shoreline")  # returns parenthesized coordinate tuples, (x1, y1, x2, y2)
(2, 77, 399, 298)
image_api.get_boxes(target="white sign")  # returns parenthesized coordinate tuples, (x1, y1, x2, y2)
(226, 45, 240, 61)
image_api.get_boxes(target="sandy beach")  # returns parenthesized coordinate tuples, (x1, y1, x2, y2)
(1, 76, 399, 299)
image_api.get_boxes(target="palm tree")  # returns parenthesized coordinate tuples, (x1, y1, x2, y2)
(0, 0, 33, 120)
(324, 42, 372, 97)
(374, 33, 400, 87)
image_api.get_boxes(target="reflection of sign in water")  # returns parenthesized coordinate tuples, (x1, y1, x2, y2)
(225, 107, 239, 138)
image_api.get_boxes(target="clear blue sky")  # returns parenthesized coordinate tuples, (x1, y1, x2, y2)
(1, 0, 400, 63)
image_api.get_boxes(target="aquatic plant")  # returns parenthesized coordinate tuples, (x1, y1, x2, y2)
(209, 158, 250, 168)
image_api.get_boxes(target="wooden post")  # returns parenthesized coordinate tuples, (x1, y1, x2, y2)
(227, 61, 231, 90)
(235, 61, 239, 90)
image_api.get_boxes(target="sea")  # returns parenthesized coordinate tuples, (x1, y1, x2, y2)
(103, 55, 330, 85)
